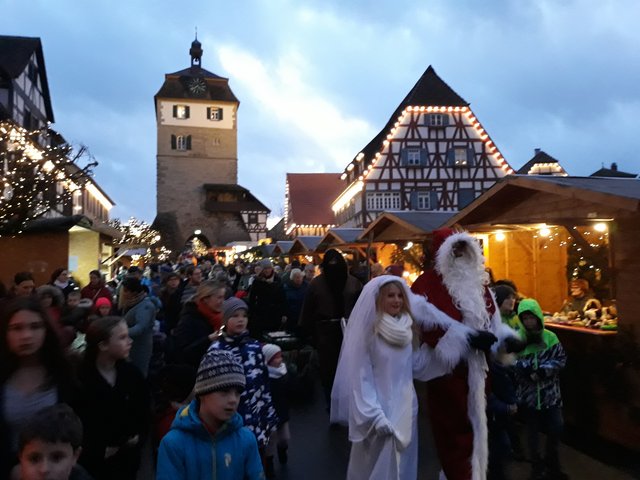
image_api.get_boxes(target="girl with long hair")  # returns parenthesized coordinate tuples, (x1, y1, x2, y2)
(77, 316, 149, 480)
(120, 277, 157, 376)
(331, 276, 450, 479)
(0, 297, 76, 476)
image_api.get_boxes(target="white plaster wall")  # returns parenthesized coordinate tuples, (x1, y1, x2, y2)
(159, 100, 236, 129)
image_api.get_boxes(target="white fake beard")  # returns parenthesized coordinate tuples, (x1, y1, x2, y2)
(437, 241, 491, 330)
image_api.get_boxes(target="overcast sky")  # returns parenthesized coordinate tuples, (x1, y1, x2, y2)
(6, 0, 640, 224)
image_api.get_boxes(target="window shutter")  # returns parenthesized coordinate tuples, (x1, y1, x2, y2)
(185, 106, 190, 119)
(206, 107, 211, 119)
(172, 105, 178, 118)
(410, 191, 418, 209)
(400, 149, 408, 166)
(458, 189, 475, 209)
(186, 135, 192, 150)
(170, 134, 176, 150)
(466, 148, 475, 166)
(446, 148, 455, 166)
(429, 191, 439, 210)
(419, 148, 428, 166)
(442, 114, 450, 126)
(218, 108, 223, 120)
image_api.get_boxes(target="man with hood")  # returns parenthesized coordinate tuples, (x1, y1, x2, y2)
(411, 228, 522, 480)
(299, 249, 362, 409)
(515, 298, 568, 480)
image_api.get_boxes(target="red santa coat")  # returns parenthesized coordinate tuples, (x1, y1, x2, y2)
(411, 229, 515, 480)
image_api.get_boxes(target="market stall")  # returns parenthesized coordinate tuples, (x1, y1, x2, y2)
(445, 175, 640, 450)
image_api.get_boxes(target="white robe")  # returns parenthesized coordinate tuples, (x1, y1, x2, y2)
(347, 335, 435, 480)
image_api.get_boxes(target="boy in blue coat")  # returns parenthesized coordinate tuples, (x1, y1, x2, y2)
(156, 349, 265, 480)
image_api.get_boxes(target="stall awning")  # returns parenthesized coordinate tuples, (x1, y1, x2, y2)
(316, 228, 365, 252)
(359, 211, 454, 242)
(289, 236, 323, 255)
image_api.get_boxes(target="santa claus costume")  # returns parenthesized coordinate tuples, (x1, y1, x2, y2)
(411, 228, 517, 480)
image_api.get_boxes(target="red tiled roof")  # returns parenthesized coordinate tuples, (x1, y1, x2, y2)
(287, 173, 344, 226)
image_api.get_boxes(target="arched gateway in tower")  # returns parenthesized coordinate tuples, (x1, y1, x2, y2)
(153, 38, 269, 254)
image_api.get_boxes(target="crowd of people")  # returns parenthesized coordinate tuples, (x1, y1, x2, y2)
(0, 231, 569, 480)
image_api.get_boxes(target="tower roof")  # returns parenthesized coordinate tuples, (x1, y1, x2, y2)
(155, 38, 239, 104)
(517, 149, 568, 175)
(355, 65, 468, 164)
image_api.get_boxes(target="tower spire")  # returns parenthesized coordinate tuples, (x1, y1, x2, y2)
(190, 30, 202, 68)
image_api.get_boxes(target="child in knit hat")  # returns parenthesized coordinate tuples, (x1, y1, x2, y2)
(156, 349, 264, 480)
(208, 298, 278, 471)
(262, 343, 293, 478)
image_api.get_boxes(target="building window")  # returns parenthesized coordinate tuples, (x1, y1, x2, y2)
(447, 147, 475, 167)
(416, 192, 431, 210)
(366, 192, 401, 211)
(406, 149, 421, 166)
(427, 113, 449, 127)
(207, 107, 223, 121)
(411, 190, 438, 210)
(247, 212, 258, 223)
(173, 105, 190, 119)
(171, 134, 192, 151)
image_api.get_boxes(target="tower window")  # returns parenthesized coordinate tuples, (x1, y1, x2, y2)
(207, 107, 224, 121)
(171, 134, 192, 151)
(173, 105, 190, 119)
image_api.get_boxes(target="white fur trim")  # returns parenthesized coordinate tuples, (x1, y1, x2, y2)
(467, 351, 489, 480)
(433, 323, 472, 370)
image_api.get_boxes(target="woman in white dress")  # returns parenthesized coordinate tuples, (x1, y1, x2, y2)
(331, 275, 450, 480)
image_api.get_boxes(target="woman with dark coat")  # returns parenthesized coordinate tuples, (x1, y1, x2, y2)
(80, 270, 113, 307)
(299, 249, 362, 407)
(77, 316, 150, 480)
(49, 267, 78, 299)
(173, 280, 226, 367)
(248, 259, 287, 338)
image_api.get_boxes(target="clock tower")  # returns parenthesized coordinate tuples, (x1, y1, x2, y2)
(153, 38, 269, 253)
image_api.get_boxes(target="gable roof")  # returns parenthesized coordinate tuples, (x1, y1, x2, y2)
(203, 183, 270, 213)
(352, 65, 468, 167)
(289, 236, 323, 254)
(0, 35, 54, 122)
(286, 173, 343, 226)
(516, 150, 568, 175)
(590, 165, 637, 178)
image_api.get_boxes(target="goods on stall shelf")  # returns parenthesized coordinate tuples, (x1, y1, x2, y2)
(545, 304, 618, 331)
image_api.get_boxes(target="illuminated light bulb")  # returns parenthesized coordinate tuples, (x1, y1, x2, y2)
(427, 106, 433, 112)
(420, 106, 425, 111)
(347, 163, 354, 171)
(447, 107, 453, 112)
(539, 227, 551, 237)
(594, 223, 607, 232)
(340, 173, 347, 180)
(495, 231, 505, 242)
(383, 140, 389, 146)
(194, 229, 202, 235)
(454, 107, 461, 112)
(407, 106, 413, 112)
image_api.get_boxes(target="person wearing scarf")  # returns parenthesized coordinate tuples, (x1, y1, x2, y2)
(49, 267, 78, 298)
(173, 280, 226, 368)
(81, 270, 113, 310)
(121, 277, 157, 376)
(331, 276, 454, 480)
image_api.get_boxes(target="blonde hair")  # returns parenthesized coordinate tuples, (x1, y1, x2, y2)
(374, 280, 420, 348)
(195, 280, 226, 302)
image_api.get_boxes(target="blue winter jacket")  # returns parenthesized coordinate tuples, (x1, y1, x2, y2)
(156, 399, 264, 480)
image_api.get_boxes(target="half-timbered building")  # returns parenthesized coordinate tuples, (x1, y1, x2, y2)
(332, 65, 514, 227)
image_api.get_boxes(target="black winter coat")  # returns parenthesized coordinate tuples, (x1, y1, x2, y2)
(248, 276, 287, 336)
(173, 301, 214, 367)
(269, 373, 293, 426)
(77, 360, 150, 480)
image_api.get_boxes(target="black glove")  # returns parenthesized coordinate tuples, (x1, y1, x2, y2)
(503, 336, 527, 354)
(468, 330, 498, 352)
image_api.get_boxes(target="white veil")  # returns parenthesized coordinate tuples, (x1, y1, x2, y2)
(330, 275, 413, 426)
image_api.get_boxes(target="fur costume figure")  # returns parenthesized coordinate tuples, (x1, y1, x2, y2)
(411, 228, 518, 480)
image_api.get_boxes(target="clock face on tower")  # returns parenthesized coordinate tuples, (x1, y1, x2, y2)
(188, 77, 207, 95)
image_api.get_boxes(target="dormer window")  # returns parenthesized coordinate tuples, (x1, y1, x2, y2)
(173, 105, 190, 119)
(207, 107, 223, 121)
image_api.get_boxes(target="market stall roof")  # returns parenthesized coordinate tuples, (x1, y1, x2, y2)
(359, 211, 455, 242)
(444, 175, 640, 230)
(260, 244, 276, 257)
(316, 228, 365, 252)
(289, 236, 324, 255)
(273, 240, 294, 255)
(21, 214, 123, 240)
